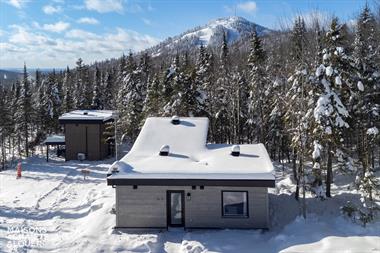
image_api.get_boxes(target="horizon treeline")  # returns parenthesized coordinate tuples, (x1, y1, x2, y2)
(0, 5, 379, 224)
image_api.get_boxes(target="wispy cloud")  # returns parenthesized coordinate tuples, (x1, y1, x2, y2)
(2, 24, 160, 68)
(224, 1, 257, 14)
(5, 0, 28, 9)
(237, 1, 257, 13)
(42, 21, 70, 33)
(84, 0, 123, 13)
(77, 17, 99, 25)
(42, 5, 62, 14)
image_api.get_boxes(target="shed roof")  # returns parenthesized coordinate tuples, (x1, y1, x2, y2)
(44, 135, 65, 145)
(107, 117, 275, 186)
(59, 110, 117, 123)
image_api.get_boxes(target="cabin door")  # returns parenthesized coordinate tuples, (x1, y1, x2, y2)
(167, 191, 185, 227)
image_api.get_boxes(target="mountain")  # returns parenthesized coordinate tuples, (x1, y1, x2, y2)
(146, 16, 272, 56)
(0, 69, 22, 87)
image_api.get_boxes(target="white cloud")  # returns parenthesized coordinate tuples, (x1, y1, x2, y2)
(6, 0, 28, 9)
(1, 25, 160, 68)
(9, 25, 50, 45)
(77, 17, 99, 25)
(42, 5, 62, 14)
(237, 1, 257, 13)
(43, 21, 70, 33)
(65, 29, 99, 39)
(84, 0, 123, 13)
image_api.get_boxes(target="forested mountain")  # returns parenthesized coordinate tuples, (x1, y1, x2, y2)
(146, 16, 271, 56)
(0, 6, 380, 225)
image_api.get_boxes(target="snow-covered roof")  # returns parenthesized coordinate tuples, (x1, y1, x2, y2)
(108, 117, 275, 186)
(44, 135, 65, 144)
(59, 110, 117, 122)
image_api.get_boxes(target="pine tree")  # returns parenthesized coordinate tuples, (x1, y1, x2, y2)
(214, 32, 231, 143)
(142, 75, 161, 117)
(74, 58, 84, 108)
(351, 5, 380, 223)
(117, 52, 145, 141)
(0, 85, 12, 170)
(313, 17, 350, 197)
(62, 67, 74, 112)
(91, 66, 104, 109)
(15, 63, 33, 157)
(103, 68, 116, 109)
(247, 27, 268, 144)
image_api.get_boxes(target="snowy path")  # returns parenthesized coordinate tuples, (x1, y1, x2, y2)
(0, 156, 379, 253)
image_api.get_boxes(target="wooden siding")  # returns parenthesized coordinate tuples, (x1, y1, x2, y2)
(65, 123, 108, 161)
(115, 186, 269, 229)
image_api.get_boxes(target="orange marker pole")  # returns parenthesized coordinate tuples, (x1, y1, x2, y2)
(16, 162, 22, 179)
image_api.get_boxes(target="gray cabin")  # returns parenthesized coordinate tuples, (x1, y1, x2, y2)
(107, 117, 275, 229)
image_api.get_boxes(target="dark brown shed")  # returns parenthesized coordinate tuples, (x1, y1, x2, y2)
(59, 110, 118, 161)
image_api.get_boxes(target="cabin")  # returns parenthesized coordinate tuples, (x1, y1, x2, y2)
(59, 110, 118, 161)
(107, 117, 275, 229)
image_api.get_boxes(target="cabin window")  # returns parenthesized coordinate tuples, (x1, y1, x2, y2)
(222, 191, 248, 218)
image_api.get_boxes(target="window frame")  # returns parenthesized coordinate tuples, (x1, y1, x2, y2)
(221, 191, 249, 218)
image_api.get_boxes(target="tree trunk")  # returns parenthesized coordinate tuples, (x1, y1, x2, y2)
(293, 150, 299, 200)
(326, 143, 332, 198)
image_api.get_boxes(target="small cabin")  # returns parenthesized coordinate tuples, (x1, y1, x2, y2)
(107, 117, 275, 229)
(59, 110, 118, 161)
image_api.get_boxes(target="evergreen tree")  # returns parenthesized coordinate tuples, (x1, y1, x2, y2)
(62, 67, 74, 112)
(214, 33, 231, 143)
(247, 27, 268, 144)
(313, 17, 350, 197)
(91, 66, 104, 109)
(15, 63, 33, 157)
(351, 5, 380, 223)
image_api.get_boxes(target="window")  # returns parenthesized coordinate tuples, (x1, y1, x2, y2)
(222, 191, 248, 218)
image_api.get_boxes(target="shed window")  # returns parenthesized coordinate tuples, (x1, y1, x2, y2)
(222, 191, 248, 218)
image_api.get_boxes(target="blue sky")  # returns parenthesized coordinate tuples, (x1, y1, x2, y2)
(0, 0, 372, 68)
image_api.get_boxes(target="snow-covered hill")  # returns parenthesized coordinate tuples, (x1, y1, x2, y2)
(0, 154, 379, 252)
(147, 16, 271, 56)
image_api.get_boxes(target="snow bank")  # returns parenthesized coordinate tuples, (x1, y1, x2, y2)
(0, 156, 379, 252)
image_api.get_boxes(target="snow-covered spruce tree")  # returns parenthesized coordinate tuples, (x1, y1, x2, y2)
(214, 32, 232, 143)
(15, 64, 33, 157)
(91, 66, 104, 110)
(195, 45, 217, 140)
(230, 70, 249, 144)
(350, 5, 380, 223)
(284, 17, 315, 205)
(117, 52, 145, 141)
(41, 71, 61, 133)
(74, 58, 84, 109)
(62, 67, 74, 112)
(160, 55, 178, 116)
(103, 68, 116, 110)
(0, 85, 12, 170)
(142, 75, 161, 117)
(313, 17, 350, 198)
(81, 65, 92, 109)
(194, 44, 211, 117)
(247, 26, 268, 144)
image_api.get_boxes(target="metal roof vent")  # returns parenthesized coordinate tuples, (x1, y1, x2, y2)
(171, 115, 180, 125)
(231, 145, 240, 157)
(159, 145, 170, 156)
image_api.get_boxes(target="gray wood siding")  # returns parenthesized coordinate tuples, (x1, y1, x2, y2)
(115, 186, 269, 229)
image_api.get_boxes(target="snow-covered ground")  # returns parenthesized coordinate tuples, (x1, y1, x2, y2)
(0, 154, 379, 253)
